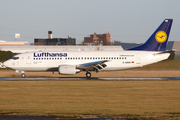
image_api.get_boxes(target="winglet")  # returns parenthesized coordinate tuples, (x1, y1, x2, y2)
(128, 19, 173, 51)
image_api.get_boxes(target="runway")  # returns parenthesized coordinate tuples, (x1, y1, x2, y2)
(0, 77, 180, 81)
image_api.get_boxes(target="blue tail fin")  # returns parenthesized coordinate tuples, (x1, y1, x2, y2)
(128, 19, 173, 51)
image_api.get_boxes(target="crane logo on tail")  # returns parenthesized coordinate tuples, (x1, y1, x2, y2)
(155, 31, 167, 43)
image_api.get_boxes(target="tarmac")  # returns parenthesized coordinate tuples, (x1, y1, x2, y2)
(0, 77, 180, 81)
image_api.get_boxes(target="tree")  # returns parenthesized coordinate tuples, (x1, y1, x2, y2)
(168, 52, 175, 60)
(0, 50, 13, 62)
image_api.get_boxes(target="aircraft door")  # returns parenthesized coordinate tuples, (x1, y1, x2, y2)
(26, 54, 31, 64)
(136, 54, 141, 64)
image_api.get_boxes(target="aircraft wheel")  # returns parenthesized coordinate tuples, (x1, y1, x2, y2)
(86, 72, 91, 78)
(22, 73, 26, 78)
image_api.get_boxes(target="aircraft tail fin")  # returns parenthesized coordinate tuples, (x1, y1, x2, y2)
(128, 19, 173, 51)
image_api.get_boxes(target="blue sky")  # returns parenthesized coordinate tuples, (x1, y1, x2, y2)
(0, 0, 180, 44)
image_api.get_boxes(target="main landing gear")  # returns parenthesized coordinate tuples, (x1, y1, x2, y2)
(86, 72, 91, 78)
(22, 73, 26, 78)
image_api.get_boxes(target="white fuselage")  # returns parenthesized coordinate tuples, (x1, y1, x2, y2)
(3, 50, 170, 72)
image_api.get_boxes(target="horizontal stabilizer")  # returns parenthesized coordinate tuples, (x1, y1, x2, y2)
(154, 50, 175, 55)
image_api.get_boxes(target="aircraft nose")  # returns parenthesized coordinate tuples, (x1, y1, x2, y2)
(3, 60, 10, 68)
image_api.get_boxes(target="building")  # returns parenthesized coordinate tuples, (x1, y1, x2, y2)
(34, 31, 76, 45)
(166, 41, 180, 60)
(84, 33, 110, 45)
(34, 37, 76, 45)
(0, 46, 123, 53)
(0, 40, 28, 46)
(115, 42, 143, 50)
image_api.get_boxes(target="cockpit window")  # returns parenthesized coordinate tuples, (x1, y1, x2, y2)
(11, 57, 19, 60)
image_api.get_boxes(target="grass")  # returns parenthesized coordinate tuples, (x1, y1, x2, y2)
(0, 81, 180, 119)
(0, 68, 11, 71)
(0, 60, 180, 119)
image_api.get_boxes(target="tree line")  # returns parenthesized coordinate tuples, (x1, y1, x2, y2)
(0, 50, 14, 62)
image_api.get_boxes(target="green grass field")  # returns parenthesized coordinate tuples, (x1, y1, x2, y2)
(0, 81, 180, 119)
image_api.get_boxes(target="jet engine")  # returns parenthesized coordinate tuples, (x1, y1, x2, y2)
(58, 65, 80, 75)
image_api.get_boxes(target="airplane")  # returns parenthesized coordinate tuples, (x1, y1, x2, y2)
(3, 19, 173, 78)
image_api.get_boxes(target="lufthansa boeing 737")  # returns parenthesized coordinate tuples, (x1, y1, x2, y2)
(3, 19, 173, 78)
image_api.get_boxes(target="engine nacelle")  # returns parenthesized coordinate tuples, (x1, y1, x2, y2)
(58, 65, 80, 75)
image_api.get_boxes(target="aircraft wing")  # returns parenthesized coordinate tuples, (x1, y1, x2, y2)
(77, 60, 109, 72)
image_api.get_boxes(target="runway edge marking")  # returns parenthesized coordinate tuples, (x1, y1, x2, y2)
(0, 77, 180, 81)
